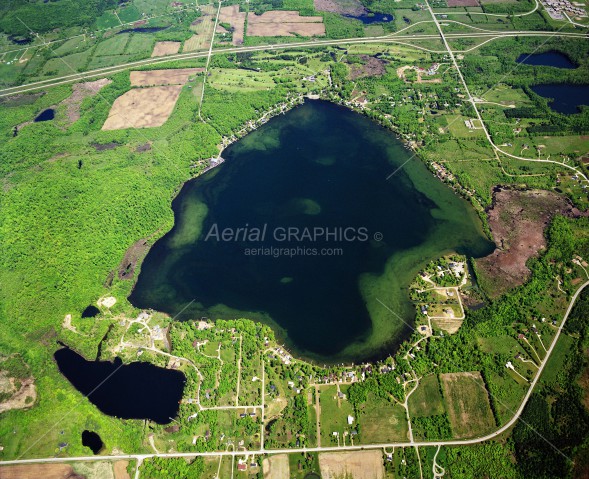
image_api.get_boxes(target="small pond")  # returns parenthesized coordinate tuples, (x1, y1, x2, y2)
(34, 109, 55, 122)
(82, 305, 100, 318)
(82, 430, 104, 454)
(531, 84, 589, 115)
(54, 347, 185, 424)
(344, 11, 394, 24)
(517, 51, 577, 69)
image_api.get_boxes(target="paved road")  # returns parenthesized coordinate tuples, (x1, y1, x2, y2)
(0, 30, 586, 98)
(1, 280, 586, 467)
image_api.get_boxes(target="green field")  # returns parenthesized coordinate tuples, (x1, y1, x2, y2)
(440, 372, 496, 438)
(94, 34, 130, 56)
(319, 385, 355, 445)
(357, 393, 409, 443)
(408, 374, 445, 417)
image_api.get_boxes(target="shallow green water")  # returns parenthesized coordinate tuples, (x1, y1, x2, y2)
(130, 100, 493, 363)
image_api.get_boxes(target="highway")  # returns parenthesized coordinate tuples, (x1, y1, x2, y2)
(0, 30, 587, 98)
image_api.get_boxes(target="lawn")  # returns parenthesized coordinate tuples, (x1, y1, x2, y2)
(208, 68, 276, 92)
(357, 393, 408, 443)
(319, 385, 355, 446)
(440, 371, 496, 438)
(408, 374, 445, 417)
(446, 114, 486, 138)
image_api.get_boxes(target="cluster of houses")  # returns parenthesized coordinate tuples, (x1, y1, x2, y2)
(540, 0, 587, 19)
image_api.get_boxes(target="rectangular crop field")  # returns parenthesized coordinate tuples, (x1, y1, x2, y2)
(247, 11, 326, 37)
(440, 371, 495, 438)
(319, 451, 384, 479)
(408, 374, 445, 417)
(151, 41, 181, 57)
(130, 68, 204, 86)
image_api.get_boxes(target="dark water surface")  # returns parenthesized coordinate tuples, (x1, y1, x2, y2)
(82, 430, 104, 454)
(82, 305, 100, 318)
(117, 26, 168, 34)
(34, 109, 54, 122)
(517, 51, 577, 69)
(344, 11, 394, 24)
(130, 100, 493, 362)
(54, 347, 185, 423)
(531, 84, 589, 114)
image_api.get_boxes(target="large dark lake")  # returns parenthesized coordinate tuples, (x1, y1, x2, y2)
(516, 51, 577, 69)
(531, 84, 589, 114)
(130, 100, 493, 363)
(54, 347, 185, 423)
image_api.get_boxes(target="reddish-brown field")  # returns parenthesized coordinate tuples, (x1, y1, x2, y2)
(475, 188, 578, 298)
(447, 0, 480, 6)
(0, 464, 81, 479)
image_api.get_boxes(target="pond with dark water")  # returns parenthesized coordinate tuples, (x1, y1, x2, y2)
(130, 100, 493, 363)
(82, 430, 104, 454)
(54, 347, 185, 424)
(516, 51, 577, 69)
(34, 109, 55, 122)
(82, 305, 100, 318)
(344, 11, 394, 24)
(531, 84, 589, 114)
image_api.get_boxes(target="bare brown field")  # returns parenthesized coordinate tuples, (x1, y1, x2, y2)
(151, 41, 181, 57)
(114, 461, 130, 479)
(447, 0, 480, 5)
(130, 68, 204, 87)
(262, 454, 289, 479)
(440, 371, 495, 438)
(319, 451, 384, 479)
(102, 86, 183, 130)
(314, 0, 365, 15)
(248, 11, 325, 37)
(219, 5, 246, 45)
(0, 464, 79, 479)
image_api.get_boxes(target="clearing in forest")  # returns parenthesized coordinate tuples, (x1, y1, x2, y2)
(247, 11, 325, 37)
(102, 85, 182, 130)
(439, 371, 495, 438)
